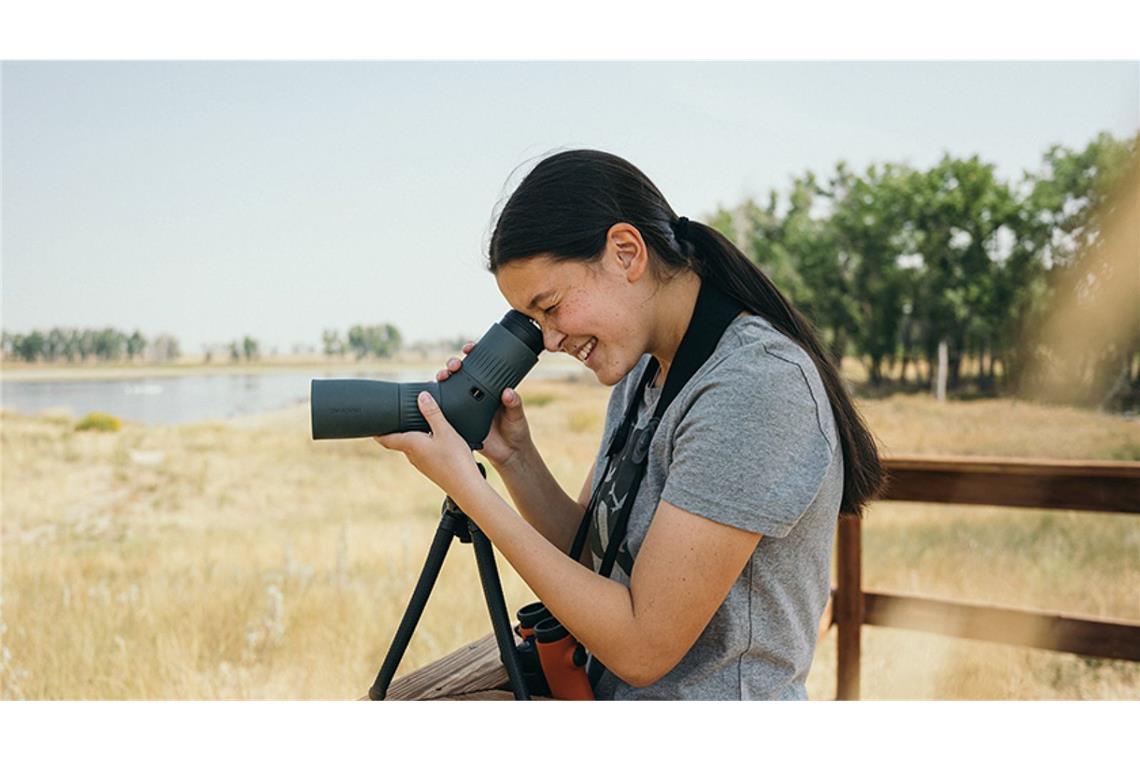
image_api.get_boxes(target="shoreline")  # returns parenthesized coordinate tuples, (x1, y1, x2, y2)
(0, 358, 448, 382)
(0, 353, 590, 383)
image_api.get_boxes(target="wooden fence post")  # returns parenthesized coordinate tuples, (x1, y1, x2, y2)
(836, 514, 863, 700)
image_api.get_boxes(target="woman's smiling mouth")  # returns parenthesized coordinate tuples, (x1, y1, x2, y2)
(575, 337, 597, 364)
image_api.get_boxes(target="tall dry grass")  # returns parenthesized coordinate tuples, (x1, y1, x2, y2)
(2, 376, 1138, 699)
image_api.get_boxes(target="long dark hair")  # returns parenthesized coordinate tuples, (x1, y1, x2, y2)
(487, 149, 882, 516)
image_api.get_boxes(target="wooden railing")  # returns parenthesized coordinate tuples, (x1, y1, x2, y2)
(829, 455, 1140, 700)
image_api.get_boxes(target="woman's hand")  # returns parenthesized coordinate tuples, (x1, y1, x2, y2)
(373, 392, 483, 499)
(436, 341, 533, 468)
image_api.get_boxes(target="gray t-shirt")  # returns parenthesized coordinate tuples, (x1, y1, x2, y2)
(585, 313, 843, 700)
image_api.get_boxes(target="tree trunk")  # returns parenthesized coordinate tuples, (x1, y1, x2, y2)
(867, 355, 882, 387)
(948, 336, 964, 391)
(829, 330, 847, 367)
(980, 338, 994, 393)
(935, 340, 948, 402)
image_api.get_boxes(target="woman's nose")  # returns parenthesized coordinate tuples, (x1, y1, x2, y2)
(542, 328, 566, 354)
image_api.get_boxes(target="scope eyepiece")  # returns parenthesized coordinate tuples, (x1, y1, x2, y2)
(500, 310, 543, 355)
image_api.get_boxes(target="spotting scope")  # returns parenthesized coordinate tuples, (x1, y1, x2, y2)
(310, 310, 543, 449)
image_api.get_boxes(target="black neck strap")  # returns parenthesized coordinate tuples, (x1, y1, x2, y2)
(569, 279, 744, 566)
(652, 277, 745, 424)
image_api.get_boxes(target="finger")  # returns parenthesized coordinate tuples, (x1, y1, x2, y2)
(416, 391, 448, 435)
(462, 342, 475, 354)
(447, 357, 462, 372)
(374, 433, 414, 452)
(436, 369, 449, 381)
(501, 388, 525, 418)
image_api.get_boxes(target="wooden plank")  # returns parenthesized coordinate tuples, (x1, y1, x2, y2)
(835, 516, 863, 700)
(879, 455, 1140, 513)
(383, 632, 512, 700)
(432, 689, 520, 700)
(863, 591, 1140, 662)
(884, 455, 1140, 479)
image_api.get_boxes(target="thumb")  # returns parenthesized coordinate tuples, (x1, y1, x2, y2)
(417, 391, 446, 433)
(502, 387, 525, 416)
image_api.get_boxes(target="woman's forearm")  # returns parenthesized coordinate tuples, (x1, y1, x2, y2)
(490, 441, 587, 556)
(452, 476, 645, 686)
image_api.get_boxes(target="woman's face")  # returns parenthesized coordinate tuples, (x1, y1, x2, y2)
(495, 227, 654, 386)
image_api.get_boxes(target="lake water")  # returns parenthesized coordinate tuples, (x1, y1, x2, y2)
(0, 369, 426, 426)
(1, 360, 591, 427)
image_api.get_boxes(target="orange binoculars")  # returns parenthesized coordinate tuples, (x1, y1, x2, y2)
(514, 602, 594, 700)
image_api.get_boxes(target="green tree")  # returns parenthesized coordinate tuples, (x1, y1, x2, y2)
(242, 336, 260, 361)
(1017, 131, 1140, 406)
(91, 328, 127, 361)
(321, 329, 344, 357)
(127, 330, 147, 360)
(347, 325, 367, 359)
(907, 155, 1018, 391)
(61, 329, 80, 362)
(151, 334, 180, 362)
(45, 328, 67, 362)
(823, 162, 914, 385)
(16, 331, 45, 362)
(710, 173, 854, 362)
(346, 323, 402, 358)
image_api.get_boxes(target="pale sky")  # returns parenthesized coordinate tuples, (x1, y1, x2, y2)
(3, 61, 1138, 353)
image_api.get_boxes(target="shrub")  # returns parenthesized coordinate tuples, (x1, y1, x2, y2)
(522, 392, 557, 408)
(75, 412, 122, 433)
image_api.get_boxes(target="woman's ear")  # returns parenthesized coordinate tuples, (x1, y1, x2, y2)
(607, 222, 649, 283)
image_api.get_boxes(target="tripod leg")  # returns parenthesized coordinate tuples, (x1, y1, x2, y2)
(368, 513, 459, 700)
(469, 520, 531, 700)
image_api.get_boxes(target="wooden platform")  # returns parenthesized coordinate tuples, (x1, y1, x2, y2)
(380, 632, 521, 700)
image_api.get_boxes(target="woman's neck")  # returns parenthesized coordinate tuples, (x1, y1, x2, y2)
(647, 270, 703, 388)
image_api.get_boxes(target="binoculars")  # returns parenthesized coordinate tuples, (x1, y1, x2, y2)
(515, 601, 594, 700)
(310, 310, 543, 448)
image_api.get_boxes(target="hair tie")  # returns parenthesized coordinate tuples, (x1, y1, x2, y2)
(673, 216, 690, 242)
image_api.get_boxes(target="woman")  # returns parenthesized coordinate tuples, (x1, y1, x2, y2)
(376, 149, 883, 699)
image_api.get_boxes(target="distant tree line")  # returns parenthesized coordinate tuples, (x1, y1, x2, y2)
(3, 322, 407, 365)
(201, 336, 262, 363)
(1, 328, 180, 363)
(708, 131, 1140, 410)
(321, 323, 403, 359)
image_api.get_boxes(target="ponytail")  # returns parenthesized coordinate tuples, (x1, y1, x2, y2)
(682, 220, 883, 516)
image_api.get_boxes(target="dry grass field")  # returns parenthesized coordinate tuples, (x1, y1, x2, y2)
(2, 371, 1138, 699)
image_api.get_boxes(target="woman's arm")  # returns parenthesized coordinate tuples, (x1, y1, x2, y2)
(452, 475, 760, 688)
(493, 444, 595, 564)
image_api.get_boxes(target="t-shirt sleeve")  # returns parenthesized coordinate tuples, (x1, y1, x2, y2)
(659, 350, 836, 538)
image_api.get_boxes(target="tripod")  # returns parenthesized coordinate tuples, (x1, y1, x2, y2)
(368, 464, 530, 700)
